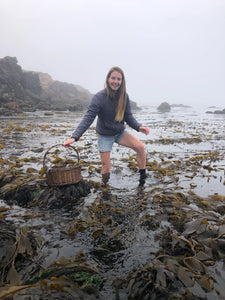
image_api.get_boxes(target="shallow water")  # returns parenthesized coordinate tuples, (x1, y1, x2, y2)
(0, 105, 225, 299)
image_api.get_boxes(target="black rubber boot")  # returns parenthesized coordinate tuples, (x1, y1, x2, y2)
(102, 173, 110, 186)
(139, 169, 147, 186)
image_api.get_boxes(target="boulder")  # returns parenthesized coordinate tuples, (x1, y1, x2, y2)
(157, 101, 171, 112)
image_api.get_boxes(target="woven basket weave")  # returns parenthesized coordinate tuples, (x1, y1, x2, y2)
(43, 144, 82, 186)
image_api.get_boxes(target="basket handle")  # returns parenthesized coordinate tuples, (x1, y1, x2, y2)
(43, 143, 80, 172)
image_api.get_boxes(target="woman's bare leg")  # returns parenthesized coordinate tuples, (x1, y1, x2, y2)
(100, 151, 111, 174)
(120, 133, 147, 185)
(100, 151, 111, 185)
(119, 133, 146, 169)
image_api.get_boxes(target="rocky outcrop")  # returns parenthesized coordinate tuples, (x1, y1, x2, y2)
(0, 56, 141, 115)
(157, 101, 171, 112)
(0, 56, 92, 115)
(206, 108, 225, 114)
(0, 57, 41, 114)
(38, 72, 92, 111)
(171, 104, 191, 108)
(130, 100, 141, 111)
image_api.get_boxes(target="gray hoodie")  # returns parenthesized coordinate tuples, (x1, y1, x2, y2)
(71, 89, 141, 141)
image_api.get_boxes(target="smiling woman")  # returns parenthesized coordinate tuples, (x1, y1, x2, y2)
(63, 66, 150, 186)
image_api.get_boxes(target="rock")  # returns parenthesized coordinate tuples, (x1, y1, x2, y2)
(0, 56, 92, 115)
(0, 57, 41, 114)
(171, 104, 191, 108)
(130, 100, 141, 110)
(1, 174, 91, 209)
(38, 72, 92, 111)
(0, 56, 142, 115)
(214, 109, 225, 114)
(206, 108, 225, 114)
(157, 101, 171, 112)
(0, 56, 143, 116)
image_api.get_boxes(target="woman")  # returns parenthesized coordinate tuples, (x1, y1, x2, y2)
(63, 66, 149, 185)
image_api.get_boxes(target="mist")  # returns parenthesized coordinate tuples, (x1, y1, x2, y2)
(1, 0, 224, 107)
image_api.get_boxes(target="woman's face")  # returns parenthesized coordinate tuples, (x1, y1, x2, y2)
(108, 71, 122, 91)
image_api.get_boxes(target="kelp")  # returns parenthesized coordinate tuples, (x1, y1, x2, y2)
(0, 225, 36, 286)
(0, 109, 225, 298)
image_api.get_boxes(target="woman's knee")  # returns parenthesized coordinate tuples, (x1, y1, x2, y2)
(136, 141, 145, 154)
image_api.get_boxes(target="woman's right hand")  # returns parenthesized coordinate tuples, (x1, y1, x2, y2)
(63, 138, 75, 149)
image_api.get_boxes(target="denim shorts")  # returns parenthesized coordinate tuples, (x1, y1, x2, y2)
(98, 130, 128, 152)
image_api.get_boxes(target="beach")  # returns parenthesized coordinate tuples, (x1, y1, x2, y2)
(0, 105, 225, 299)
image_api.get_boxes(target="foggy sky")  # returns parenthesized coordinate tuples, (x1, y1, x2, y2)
(1, 0, 225, 107)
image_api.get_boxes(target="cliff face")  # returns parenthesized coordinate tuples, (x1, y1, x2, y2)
(0, 56, 92, 115)
(0, 56, 141, 115)
(38, 73, 91, 111)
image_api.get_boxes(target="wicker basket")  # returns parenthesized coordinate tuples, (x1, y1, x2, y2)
(43, 144, 82, 186)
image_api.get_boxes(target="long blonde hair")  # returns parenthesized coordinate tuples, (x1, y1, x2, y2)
(105, 66, 126, 122)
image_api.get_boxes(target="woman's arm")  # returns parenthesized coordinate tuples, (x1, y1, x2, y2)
(70, 94, 102, 141)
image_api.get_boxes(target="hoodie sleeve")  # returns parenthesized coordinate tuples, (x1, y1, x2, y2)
(71, 94, 102, 141)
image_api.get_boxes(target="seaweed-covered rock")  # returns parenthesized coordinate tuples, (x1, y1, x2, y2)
(1, 177, 91, 209)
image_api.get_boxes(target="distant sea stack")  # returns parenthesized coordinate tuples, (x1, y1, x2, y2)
(157, 101, 171, 112)
(206, 108, 225, 114)
(0, 56, 92, 115)
(171, 104, 191, 108)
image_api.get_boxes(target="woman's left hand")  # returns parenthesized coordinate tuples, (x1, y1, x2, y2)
(139, 126, 150, 135)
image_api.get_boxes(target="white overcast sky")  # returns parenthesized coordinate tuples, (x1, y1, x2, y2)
(0, 0, 225, 107)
